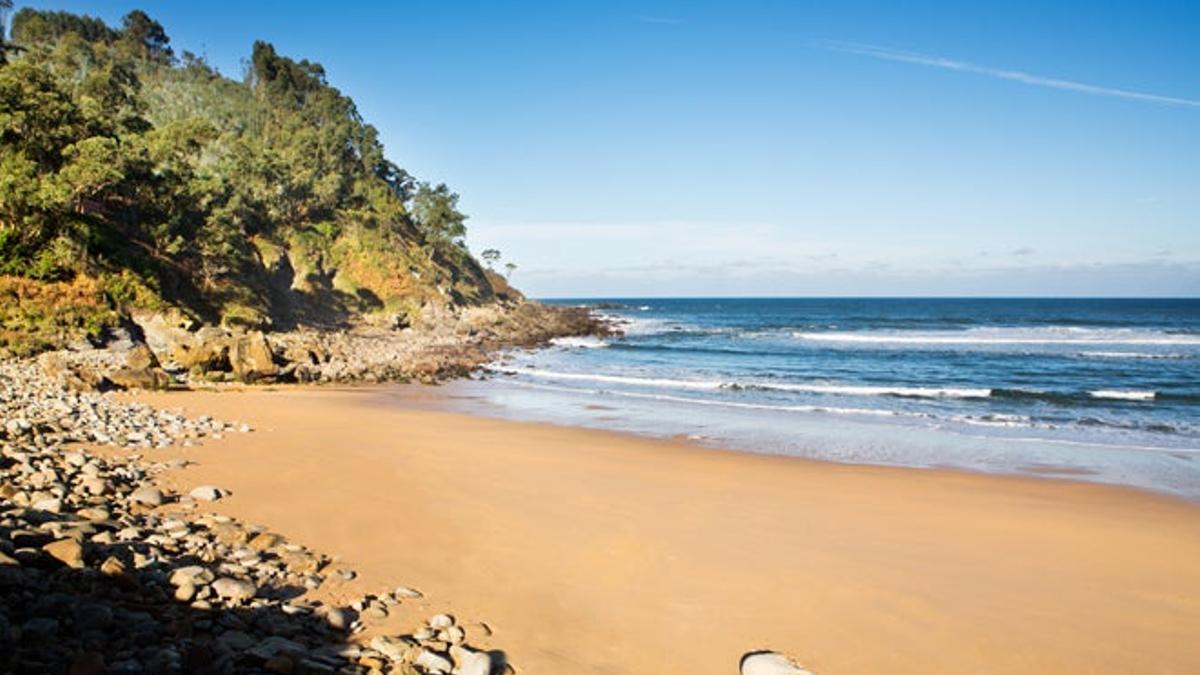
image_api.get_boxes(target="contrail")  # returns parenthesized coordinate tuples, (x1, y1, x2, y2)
(820, 40, 1200, 108)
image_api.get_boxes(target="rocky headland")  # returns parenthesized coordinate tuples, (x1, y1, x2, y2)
(32, 301, 611, 393)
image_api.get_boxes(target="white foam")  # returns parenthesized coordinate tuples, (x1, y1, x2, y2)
(1078, 351, 1186, 360)
(601, 388, 910, 418)
(746, 382, 991, 398)
(604, 315, 679, 337)
(497, 368, 990, 399)
(497, 367, 724, 391)
(950, 413, 1032, 428)
(1089, 390, 1157, 401)
(791, 326, 1200, 346)
(549, 336, 609, 349)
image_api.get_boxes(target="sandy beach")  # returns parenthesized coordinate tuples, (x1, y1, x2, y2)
(133, 384, 1200, 675)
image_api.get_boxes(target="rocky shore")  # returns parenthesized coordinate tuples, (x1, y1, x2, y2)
(0, 359, 521, 674)
(33, 301, 610, 392)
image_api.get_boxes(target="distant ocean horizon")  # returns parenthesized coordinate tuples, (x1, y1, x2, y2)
(446, 297, 1200, 497)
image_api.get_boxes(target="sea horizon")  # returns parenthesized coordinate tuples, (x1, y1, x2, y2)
(540, 295, 1200, 300)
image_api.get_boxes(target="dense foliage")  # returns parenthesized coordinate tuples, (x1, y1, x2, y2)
(0, 6, 496, 331)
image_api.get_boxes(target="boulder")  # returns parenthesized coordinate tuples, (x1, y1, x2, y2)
(282, 344, 319, 365)
(129, 487, 165, 507)
(212, 577, 257, 602)
(132, 309, 197, 361)
(123, 343, 159, 371)
(175, 340, 231, 372)
(229, 331, 279, 382)
(189, 485, 230, 502)
(42, 539, 85, 569)
(169, 565, 215, 587)
(102, 342, 171, 390)
(413, 649, 453, 674)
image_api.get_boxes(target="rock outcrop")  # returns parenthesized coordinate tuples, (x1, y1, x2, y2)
(34, 301, 612, 390)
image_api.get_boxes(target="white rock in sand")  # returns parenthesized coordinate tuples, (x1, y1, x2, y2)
(130, 487, 164, 506)
(189, 485, 230, 501)
(740, 651, 813, 675)
(429, 613, 455, 629)
(414, 649, 453, 674)
(450, 645, 492, 675)
(393, 585, 423, 598)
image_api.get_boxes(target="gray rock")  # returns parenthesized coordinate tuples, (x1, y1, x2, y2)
(211, 577, 257, 602)
(189, 485, 230, 502)
(169, 565, 215, 587)
(369, 635, 413, 661)
(414, 649, 454, 674)
(130, 487, 165, 506)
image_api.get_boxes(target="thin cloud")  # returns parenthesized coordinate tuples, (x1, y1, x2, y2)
(1012, 247, 1036, 256)
(819, 40, 1200, 108)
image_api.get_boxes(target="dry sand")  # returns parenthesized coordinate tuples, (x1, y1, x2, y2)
(134, 385, 1200, 674)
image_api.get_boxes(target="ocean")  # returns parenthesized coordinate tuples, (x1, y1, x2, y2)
(452, 298, 1200, 497)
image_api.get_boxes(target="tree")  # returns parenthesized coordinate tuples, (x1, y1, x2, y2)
(10, 8, 118, 45)
(411, 182, 466, 247)
(504, 262, 517, 279)
(0, 7, 502, 328)
(0, 0, 22, 64)
(480, 248, 501, 270)
(120, 10, 173, 63)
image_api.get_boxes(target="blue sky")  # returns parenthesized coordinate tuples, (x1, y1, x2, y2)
(14, 1, 1200, 296)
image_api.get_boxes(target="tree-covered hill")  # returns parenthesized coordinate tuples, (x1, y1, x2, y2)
(1, 6, 506, 353)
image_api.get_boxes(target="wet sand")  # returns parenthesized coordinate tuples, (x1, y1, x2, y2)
(134, 384, 1200, 674)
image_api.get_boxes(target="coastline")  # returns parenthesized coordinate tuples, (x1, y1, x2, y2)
(132, 382, 1200, 675)
(387, 375, 1200, 499)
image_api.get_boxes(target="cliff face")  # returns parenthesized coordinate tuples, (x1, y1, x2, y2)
(0, 8, 503, 355)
